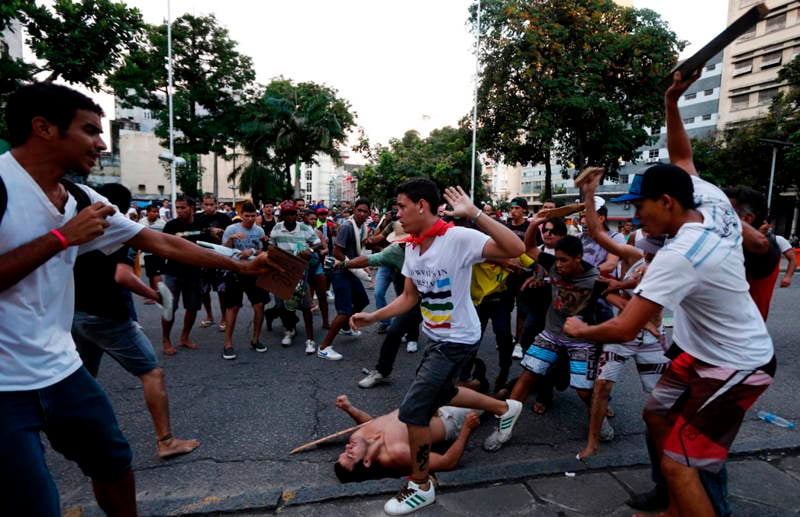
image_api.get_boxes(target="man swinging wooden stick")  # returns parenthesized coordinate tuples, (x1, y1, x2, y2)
(331, 395, 482, 484)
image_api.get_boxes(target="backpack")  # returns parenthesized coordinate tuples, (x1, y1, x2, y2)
(0, 175, 91, 226)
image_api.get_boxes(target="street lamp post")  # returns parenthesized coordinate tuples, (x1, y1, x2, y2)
(230, 185, 238, 208)
(167, 0, 176, 218)
(760, 138, 796, 219)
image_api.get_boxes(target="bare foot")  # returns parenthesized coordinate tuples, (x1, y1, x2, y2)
(157, 436, 200, 459)
(163, 342, 177, 356)
(180, 340, 199, 350)
(532, 402, 549, 415)
(576, 445, 597, 461)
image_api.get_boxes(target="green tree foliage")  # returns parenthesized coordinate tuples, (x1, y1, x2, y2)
(355, 127, 487, 208)
(473, 0, 682, 198)
(231, 78, 356, 204)
(108, 14, 255, 197)
(0, 0, 145, 140)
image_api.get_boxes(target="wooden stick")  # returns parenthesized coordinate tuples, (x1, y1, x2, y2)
(535, 202, 586, 220)
(660, 3, 768, 88)
(289, 422, 370, 455)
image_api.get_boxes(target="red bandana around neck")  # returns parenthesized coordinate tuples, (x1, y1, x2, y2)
(399, 218, 454, 248)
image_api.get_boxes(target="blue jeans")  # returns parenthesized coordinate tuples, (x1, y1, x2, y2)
(0, 367, 132, 515)
(374, 265, 395, 325)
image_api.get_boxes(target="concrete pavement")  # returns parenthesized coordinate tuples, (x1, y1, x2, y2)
(57, 279, 800, 516)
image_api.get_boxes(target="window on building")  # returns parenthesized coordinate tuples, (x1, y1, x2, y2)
(733, 59, 753, 76)
(682, 116, 695, 124)
(739, 0, 760, 8)
(705, 88, 714, 96)
(157, 185, 165, 195)
(619, 174, 629, 183)
(705, 62, 716, 71)
(305, 170, 313, 181)
(305, 194, 312, 202)
(648, 149, 659, 159)
(760, 51, 783, 69)
(306, 182, 312, 193)
(138, 184, 146, 193)
(650, 126, 661, 136)
(0, 41, 8, 57)
(142, 110, 152, 119)
(765, 13, 786, 33)
(685, 92, 697, 100)
(739, 25, 756, 41)
(758, 87, 780, 105)
(702, 114, 712, 121)
(731, 94, 750, 111)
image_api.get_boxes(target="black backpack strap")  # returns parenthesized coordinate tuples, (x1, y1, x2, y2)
(60, 178, 92, 212)
(0, 175, 6, 226)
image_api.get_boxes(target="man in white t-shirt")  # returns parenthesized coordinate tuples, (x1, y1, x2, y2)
(0, 82, 274, 515)
(564, 72, 775, 517)
(351, 178, 525, 515)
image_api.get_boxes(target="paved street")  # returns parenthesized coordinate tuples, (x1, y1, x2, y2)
(55, 276, 800, 516)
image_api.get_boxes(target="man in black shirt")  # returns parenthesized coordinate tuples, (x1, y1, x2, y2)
(195, 193, 232, 329)
(72, 184, 199, 459)
(161, 195, 205, 355)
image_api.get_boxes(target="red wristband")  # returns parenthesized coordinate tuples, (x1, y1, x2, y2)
(50, 229, 69, 250)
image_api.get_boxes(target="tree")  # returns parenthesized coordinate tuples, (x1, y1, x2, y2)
(231, 78, 356, 203)
(0, 0, 145, 140)
(473, 0, 683, 198)
(355, 126, 487, 208)
(108, 14, 255, 197)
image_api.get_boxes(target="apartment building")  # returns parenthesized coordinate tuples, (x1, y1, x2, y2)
(718, 0, 800, 128)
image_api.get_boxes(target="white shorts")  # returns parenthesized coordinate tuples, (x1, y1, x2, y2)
(437, 406, 482, 441)
(597, 329, 669, 393)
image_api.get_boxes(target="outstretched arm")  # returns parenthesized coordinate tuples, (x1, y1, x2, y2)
(665, 70, 701, 176)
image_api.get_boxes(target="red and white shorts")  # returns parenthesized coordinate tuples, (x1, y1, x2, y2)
(644, 350, 775, 472)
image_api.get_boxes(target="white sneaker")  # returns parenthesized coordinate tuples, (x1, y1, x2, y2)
(600, 417, 615, 442)
(281, 329, 296, 346)
(317, 347, 343, 361)
(338, 329, 362, 337)
(304, 339, 316, 355)
(384, 478, 435, 515)
(406, 341, 418, 353)
(358, 369, 388, 388)
(512, 344, 524, 359)
(483, 399, 523, 451)
(326, 290, 335, 301)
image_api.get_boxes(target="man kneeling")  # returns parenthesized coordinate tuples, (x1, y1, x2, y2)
(334, 395, 480, 483)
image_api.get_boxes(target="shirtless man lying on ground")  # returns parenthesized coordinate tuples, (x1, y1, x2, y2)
(334, 395, 480, 483)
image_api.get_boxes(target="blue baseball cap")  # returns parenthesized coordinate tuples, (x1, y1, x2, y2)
(611, 172, 645, 203)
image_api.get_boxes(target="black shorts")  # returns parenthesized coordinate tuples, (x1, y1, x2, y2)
(224, 273, 270, 307)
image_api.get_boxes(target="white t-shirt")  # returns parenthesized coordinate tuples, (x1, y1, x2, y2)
(0, 152, 143, 391)
(775, 235, 792, 254)
(634, 177, 772, 369)
(402, 226, 489, 344)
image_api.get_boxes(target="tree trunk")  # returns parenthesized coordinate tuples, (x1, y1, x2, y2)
(213, 152, 218, 198)
(293, 159, 301, 199)
(543, 148, 553, 201)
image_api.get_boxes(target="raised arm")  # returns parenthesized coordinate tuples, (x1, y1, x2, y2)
(579, 167, 643, 266)
(665, 70, 701, 176)
(443, 186, 524, 260)
(335, 395, 373, 424)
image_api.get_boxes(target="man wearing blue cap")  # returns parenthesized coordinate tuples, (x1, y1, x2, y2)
(563, 71, 775, 517)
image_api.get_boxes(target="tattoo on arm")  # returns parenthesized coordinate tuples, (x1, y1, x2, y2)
(416, 444, 430, 472)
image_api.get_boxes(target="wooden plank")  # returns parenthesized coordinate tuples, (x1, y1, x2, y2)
(660, 3, 769, 88)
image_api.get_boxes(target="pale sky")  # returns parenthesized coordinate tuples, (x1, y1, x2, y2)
(105, 1, 727, 147)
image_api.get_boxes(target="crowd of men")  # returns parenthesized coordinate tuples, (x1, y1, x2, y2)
(0, 71, 796, 517)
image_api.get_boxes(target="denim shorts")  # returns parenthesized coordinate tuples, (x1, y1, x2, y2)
(0, 367, 133, 514)
(72, 311, 159, 377)
(164, 273, 203, 311)
(330, 270, 369, 315)
(398, 340, 479, 427)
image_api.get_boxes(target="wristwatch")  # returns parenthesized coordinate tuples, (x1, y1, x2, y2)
(471, 208, 482, 222)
